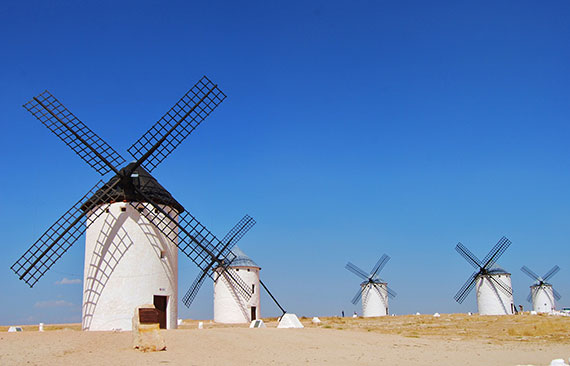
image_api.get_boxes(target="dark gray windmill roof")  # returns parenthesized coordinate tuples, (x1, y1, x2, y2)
(361, 278, 387, 286)
(486, 265, 510, 275)
(229, 246, 259, 268)
(531, 282, 552, 287)
(81, 162, 184, 212)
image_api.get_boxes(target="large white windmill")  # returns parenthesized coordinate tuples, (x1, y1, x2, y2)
(11, 77, 257, 331)
(454, 236, 515, 315)
(81, 165, 183, 331)
(521, 265, 562, 313)
(345, 254, 396, 317)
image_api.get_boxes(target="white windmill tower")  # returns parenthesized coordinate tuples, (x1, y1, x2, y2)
(213, 246, 261, 323)
(181, 216, 289, 323)
(81, 164, 183, 331)
(454, 237, 515, 315)
(11, 77, 258, 331)
(345, 254, 396, 317)
(521, 265, 561, 313)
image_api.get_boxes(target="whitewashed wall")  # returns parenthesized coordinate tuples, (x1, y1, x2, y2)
(214, 266, 260, 323)
(475, 273, 514, 315)
(361, 283, 389, 317)
(82, 203, 178, 331)
(531, 285, 555, 313)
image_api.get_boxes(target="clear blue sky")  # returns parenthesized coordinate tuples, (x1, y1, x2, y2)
(1, 1, 569, 325)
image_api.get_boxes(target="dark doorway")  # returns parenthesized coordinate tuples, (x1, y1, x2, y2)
(251, 306, 257, 321)
(154, 295, 167, 329)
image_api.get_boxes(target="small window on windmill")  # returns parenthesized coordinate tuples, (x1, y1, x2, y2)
(236, 269, 239, 272)
(131, 172, 140, 187)
(252, 284, 255, 293)
(160, 250, 166, 259)
(105, 208, 110, 213)
(120, 206, 126, 212)
(247, 269, 250, 272)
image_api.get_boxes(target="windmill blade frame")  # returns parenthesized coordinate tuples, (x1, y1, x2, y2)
(455, 242, 483, 269)
(521, 265, 541, 282)
(386, 285, 397, 298)
(351, 286, 364, 305)
(23, 90, 125, 176)
(182, 267, 210, 308)
(552, 287, 562, 301)
(182, 214, 256, 308)
(481, 236, 511, 270)
(345, 262, 370, 281)
(221, 215, 256, 246)
(131, 201, 226, 272)
(454, 271, 478, 304)
(369, 254, 390, 278)
(542, 265, 560, 282)
(128, 188, 252, 301)
(127, 76, 227, 173)
(11, 180, 121, 287)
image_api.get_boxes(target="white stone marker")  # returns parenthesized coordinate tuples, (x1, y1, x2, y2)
(277, 314, 304, 328)
(249, 319, 266, 328)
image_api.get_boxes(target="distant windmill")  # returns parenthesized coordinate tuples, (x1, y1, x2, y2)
(11, 76, 256, 331)
(182, 215, 287, 323)
(213, 246, 262, 323)
(521, 265, 561, 313)
(454, 236, 515, 315)
(345, 254, 396, 317)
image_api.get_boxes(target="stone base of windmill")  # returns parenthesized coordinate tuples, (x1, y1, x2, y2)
(132, 305, 166, 352)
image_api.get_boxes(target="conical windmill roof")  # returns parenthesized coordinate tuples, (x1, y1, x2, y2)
(80, 162, 184, 212)
(229, 246, 259, 268)
(361, 278, 387, 286)
(486, 264, 509, 275)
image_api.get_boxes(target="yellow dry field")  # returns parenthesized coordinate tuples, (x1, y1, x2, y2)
(177, 313, 570, 342)
(306, 313, 570, 343)
(1, 313, 569, 366)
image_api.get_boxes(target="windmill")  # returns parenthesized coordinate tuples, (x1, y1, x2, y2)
(182, 216, 287, 323)
(345, 254, 396, 317)
(11, 76, 255, 331)
(454, 236, 515, 315)
(521, 265, 561, 313)
(213, 246, 262, 323)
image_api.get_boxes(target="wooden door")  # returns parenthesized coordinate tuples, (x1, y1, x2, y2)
(154, 295, 167, 329)
(251, 306, 257, 321)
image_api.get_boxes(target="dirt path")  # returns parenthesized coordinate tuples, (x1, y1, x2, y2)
(1, 316, 569, 366)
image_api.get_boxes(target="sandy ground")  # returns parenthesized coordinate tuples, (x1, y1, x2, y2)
(1, 313, 569, 366)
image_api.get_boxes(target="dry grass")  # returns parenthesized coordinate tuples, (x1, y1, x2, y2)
(0, 323, 82, 332)
(300, 313, 570, 343)
(3, 313, 568, 344)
